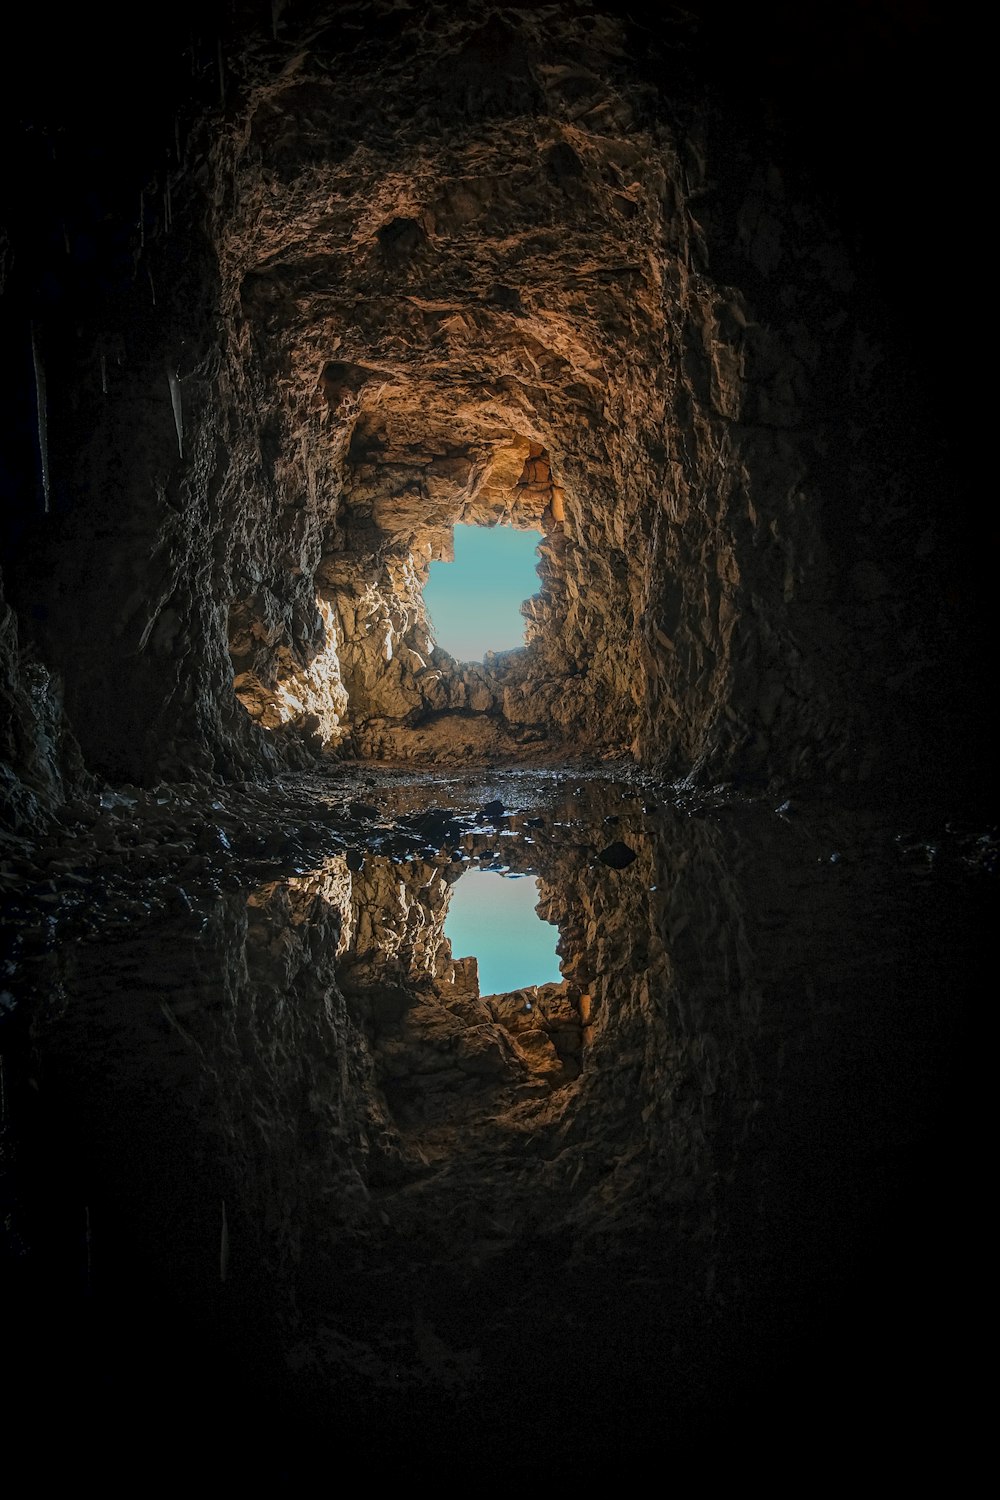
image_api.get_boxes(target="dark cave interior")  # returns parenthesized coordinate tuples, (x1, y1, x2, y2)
(0, 1, 989, 1483)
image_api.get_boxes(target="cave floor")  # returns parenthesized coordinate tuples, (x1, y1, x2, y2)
(0, 765, 990, 1479)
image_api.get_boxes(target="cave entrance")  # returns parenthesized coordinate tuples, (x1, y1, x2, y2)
(422, 523, 542, 663)
(444, 869, 560, 997)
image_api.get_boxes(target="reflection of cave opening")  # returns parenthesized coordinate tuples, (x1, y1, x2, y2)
(444, 869, 561, 996)
(422, 523, 543, 663)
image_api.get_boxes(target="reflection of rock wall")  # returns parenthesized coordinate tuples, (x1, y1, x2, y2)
(218, 869, 402, 1250)
(338, 852, 582, 1127)
(300, 795, 760, 1268)
(26, 871, 397, 1332)
(338, 853, 455, 997)
(547, 808, 761, 1245)
(21, 770, 967, 1445)
(24, 794, 765, 1316)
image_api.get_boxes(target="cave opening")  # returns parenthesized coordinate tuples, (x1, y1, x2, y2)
(246, 422, 597, 764)
(421, 522, 544, 664)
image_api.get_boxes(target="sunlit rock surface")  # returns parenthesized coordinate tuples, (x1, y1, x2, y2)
(218, 9, 860, 770)
(0, 1, 981, 803)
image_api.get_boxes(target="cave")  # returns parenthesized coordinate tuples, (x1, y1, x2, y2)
(0, 1, 987, 1483)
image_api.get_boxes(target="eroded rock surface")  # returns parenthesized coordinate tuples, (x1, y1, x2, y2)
(0, 4, 987, 1480)
(0, 1, 980, 812)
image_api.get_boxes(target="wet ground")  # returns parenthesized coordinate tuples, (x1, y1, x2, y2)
(0, 765, 993, 1479)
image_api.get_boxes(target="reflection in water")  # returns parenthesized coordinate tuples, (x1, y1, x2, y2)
(443, 870, 561, 996)
(423, 523, 543, 660)
(1, 770, 987, 1479)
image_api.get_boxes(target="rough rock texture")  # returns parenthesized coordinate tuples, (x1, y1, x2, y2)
(0, 9, 987, 1475)
(0, 575, 86, 831)
(0, 2, 980, 804)
(219, 9, 834, 770)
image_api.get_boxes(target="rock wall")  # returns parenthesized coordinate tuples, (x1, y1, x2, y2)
(0, 1, 977, 811)
(0, 574, 86, 831)
(217, 1, 975, 784)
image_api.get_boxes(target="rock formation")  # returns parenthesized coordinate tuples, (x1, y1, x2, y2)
(0, 5, 985, 1480)
(0, 1, 981, 814)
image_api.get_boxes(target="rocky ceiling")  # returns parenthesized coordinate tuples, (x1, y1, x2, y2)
(0, 0, 980, 822)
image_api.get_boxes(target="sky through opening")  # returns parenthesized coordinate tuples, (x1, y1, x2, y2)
(422, 523, 542, 662)
(444, 870, 561, 997)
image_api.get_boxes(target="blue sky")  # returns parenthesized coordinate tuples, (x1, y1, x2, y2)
(422, 523, 542, 661)
(444, 870, 561, 996)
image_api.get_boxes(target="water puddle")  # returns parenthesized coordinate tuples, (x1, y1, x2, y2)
(443, 869, 560, 997)
(1, 766, 989, 1473)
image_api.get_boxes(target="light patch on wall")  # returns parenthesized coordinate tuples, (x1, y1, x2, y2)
(423, 523, 542, 662)
(231, 595, 348, 746)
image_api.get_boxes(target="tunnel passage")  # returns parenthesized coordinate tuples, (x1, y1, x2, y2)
(211, 0, 897, 786)
(228, 208, 653, 768)
(217, 34, 707, 773)
(315, 427, 593, 761)
(228, 425, 586, 760)
(0, 0, 967, 808)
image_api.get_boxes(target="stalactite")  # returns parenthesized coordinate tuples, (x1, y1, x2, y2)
(147, 267, 157, 307)
(217, 39, 226, 108)
(30, 325, 50, 514)
(100, 351, 107, 395)
(168, 369, 183, 458)
(139, 190, 145, 250)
